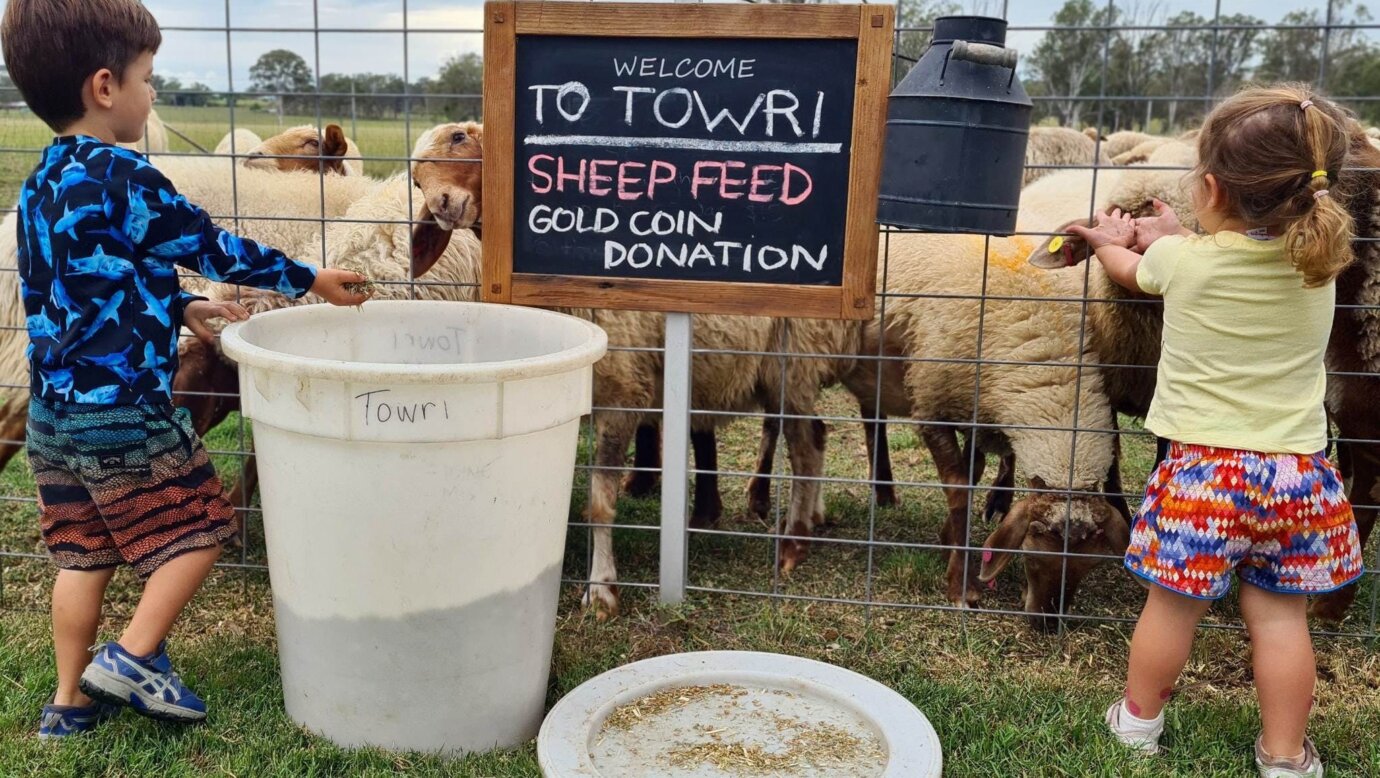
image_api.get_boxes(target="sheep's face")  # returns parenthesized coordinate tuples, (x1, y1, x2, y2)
(411, 122, 483, 233)
(172, 337, 241, 436)
(245, 125, 352, 175)
(979, 489, 1130, 631)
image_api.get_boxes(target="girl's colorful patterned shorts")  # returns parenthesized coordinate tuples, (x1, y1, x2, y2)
(1125, 442, 1363, 599)
(28, 398, 236, 580)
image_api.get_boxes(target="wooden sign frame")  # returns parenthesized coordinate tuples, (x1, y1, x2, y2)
(481, 1, 894, 320)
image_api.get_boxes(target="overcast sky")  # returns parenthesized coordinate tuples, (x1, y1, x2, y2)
(0, 0, 1346, 92)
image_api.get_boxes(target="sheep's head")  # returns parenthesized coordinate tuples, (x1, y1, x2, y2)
(171, 288, 298, 436)
(1026, 204, 1166, 271)
(409, 121, 483, 277)
(978, 485, 1130, 631)
(245, 124, 356, 175)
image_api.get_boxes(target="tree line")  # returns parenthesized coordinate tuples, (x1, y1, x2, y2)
(895, 0, 1380, 132)
(247, 49, 480, 121)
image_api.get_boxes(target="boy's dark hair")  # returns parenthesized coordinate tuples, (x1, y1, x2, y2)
(1, 0, 161, 132)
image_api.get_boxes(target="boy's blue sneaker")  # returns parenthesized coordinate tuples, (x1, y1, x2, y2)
(78, 641, 207, 723)
(37, 698, 121, 740)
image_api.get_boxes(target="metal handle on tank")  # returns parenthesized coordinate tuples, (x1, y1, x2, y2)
(951, 40, 1018, 70)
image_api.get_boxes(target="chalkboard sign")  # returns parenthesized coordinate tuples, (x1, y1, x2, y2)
(483, 2, 893, 319)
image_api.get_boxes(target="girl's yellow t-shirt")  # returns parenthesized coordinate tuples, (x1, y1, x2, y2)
(1135, 231, 1334, 454)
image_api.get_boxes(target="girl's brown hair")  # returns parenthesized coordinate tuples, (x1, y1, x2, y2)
(1195, 83, 1355, 287)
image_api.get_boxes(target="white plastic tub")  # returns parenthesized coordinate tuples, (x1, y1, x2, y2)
(220, 300, 607, 754)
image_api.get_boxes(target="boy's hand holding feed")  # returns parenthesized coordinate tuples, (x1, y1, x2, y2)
(1069, 208, 1137, 251)
(1132, 198, 1189, 253)
(311, 267, 375, 307)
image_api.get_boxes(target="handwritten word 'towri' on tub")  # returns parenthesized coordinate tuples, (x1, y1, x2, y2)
(355, 390, 451, 426)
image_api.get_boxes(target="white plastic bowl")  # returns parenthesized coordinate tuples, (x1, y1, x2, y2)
(538, 651, 942, 777)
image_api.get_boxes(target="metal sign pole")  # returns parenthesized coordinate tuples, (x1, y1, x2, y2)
(659, 312, 692, 604)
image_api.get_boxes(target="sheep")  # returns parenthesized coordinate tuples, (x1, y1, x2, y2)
(1111, 137, 1173, 166)
(244, 124, 365, 176)
(1099, 130, 1158, 160)
(760, 157, 1194, 535)
(409, 123, 862, 617)
(214, 128, 264, 158)
(1023, 126, 1112, 186)
(1021, 152, 1198, 422)
(839, 230, 1128, 625)
(1307, 120, 1380, 621)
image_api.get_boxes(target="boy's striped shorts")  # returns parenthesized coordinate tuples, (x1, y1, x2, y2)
(27, 398, 236, 579)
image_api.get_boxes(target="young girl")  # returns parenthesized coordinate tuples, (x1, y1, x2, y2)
(1070, 84, 1365, 777)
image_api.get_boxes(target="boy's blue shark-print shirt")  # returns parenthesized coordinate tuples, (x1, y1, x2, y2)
(17, 136, 319, 405)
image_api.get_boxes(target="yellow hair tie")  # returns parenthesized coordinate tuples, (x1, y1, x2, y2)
(1312, 169, 1329, 179)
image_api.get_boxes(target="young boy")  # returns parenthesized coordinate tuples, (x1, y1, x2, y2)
(1, 0, 369, 738)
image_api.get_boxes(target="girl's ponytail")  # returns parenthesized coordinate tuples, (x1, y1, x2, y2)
(1285, 166, 1354, 287)
(1284, 101, 1354, 287)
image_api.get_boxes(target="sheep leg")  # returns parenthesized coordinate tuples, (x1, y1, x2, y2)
(778, 416, 825, 574)
(622, 423, 661, 498)
(922, 425, 983, 608)
(808, 419, 827, 529)
(746, 416, 780, 520)
(1310, 440, 1378, 622)
(581, 414, 635, 620)
(226, 450, 259, 510)
(983, 453, 1016, 523)
(1104, 418, 1133, 524)
(860, 402, 898, 508)
(959, 431, 988, 484)
(689, 427, 723, 529)
(1154, 435, 1170, 469)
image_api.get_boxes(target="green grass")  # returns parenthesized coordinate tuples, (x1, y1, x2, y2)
(2, 392, 1378, 776)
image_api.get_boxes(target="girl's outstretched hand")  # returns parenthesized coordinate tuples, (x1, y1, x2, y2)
(1132, 198, 1186, 253)
(1068, 208, 1136, 251)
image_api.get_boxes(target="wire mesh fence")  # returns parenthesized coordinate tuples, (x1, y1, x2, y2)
(0, 0, 1376, 643)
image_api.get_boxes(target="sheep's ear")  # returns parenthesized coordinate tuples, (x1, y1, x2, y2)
(411, 201, 452, 278)
(321, 125, 348, 175)
(1027, 220, 1090, 269)
(979, 501, 1031, 583)
(1083, 127, 1101, 142)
